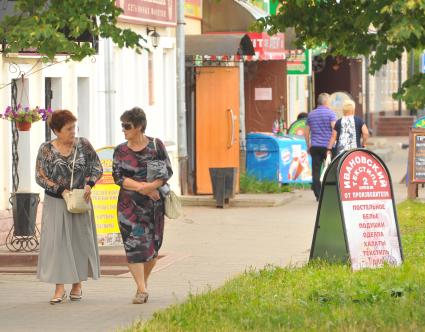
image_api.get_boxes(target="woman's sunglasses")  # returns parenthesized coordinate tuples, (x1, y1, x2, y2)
(121, 122, 133, 130)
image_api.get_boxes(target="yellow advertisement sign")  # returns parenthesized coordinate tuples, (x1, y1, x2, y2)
(93, 147, 120, 236)
(184, 0, 202, 19)
(92, 183, 120, 234)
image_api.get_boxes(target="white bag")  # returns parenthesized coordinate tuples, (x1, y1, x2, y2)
(320, 153, 332, 183)
(64, 138, 91, 214)
(164, 190, 182, 219)
(152, 138, 181, 219)
(63, 189, 90, 213)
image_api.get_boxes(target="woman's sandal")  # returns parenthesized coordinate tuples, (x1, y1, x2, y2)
(50, 291, 67, 305)
(69, 290, 83, 301)
(132, 291, 149, 304)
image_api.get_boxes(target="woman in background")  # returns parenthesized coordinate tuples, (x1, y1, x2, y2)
(327, 99, 369, 156)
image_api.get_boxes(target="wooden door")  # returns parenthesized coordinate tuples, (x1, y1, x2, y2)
(195, 67, 240, 194)
(314, 56, 363, 118)
(244, 61, 287, 133)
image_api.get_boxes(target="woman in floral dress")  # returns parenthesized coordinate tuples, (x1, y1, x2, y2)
(112, 107, 173, 304)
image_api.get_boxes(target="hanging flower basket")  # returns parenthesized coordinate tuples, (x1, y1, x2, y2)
(15, 121, 32, 131)
(1, 105, 52, 131)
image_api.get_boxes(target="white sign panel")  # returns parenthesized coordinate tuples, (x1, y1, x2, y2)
(255, 88, 272, 101)
(338, 151, 403, 270)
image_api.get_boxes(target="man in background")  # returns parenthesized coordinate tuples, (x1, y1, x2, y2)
(304, 93, 336, 201)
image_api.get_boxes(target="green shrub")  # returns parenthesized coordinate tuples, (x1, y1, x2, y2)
(239, 172, 293, 193)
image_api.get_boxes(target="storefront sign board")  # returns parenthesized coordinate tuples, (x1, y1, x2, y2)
(287, 49, 311, 76)
(184, 0, 202, 19)
(246, 32, 285, 60)
(116, 0, 176, 26)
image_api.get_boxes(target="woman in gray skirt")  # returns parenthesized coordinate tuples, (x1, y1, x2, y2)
(35, 110, 103, 304)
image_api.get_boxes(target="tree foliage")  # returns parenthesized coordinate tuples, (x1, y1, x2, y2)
(0, 0, 144, 61)
(256, 0, 425, 109)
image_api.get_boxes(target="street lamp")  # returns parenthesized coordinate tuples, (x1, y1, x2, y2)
(146, 27, 160, 48)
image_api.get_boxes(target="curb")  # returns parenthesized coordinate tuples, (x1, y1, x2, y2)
(181, 191, 301, 208)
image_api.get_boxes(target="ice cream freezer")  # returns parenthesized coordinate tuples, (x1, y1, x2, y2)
(246, 132, 312, 184)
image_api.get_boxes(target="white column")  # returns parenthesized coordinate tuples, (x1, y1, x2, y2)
(17, 131, 32, 192)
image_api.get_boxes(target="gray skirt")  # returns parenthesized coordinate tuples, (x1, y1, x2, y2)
(37, 195, 100, 284)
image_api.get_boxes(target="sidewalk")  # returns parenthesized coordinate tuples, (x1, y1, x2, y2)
(0, 136, 414, 332)
(0, 192, 316, 332)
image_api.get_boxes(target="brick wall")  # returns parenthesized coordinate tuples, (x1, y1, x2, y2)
(375, 116, 415, 136)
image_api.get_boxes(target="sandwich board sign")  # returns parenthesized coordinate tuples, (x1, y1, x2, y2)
(91, 146, 122, 246)
(310, 149, 403, 270)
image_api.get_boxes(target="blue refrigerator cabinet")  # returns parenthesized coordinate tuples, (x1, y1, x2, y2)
(246, 132, 312, 184)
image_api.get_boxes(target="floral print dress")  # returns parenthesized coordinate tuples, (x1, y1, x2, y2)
(36, 137, 103, 195)
(112, 137, 173, 263)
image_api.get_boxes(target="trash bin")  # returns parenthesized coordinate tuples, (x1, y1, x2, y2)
(246, 132, 312, 184)
(9, 192, 40, 236)
(209, 167, 238, 208)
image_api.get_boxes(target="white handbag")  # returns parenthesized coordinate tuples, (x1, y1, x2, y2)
(152, 138, 181, 219)
(164, 190, 182, 219)
(63, 138, 91, 214)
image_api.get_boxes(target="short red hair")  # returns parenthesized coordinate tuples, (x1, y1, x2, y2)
(48, 110, 77, 133)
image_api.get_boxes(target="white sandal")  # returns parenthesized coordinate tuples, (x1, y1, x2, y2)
(50, 291, 67, 305)
(69, 290, 82, 301)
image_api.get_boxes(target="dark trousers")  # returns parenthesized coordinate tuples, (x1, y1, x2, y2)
(310, 146, 328, 200)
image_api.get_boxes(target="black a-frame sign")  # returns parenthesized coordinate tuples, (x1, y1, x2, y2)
(310, 149, 403, 270)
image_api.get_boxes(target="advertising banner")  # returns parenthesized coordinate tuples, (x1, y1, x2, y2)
(246, 133, 312, 184)
(116, 0, 176, 26)
(408, 128, 425, 199)
(338, 150, 403, 270)
(310, 149, 403, 270)
(287, 118, 307, 136)
(280, 141, 311, 183)
(287, 49, 311, 76)
(92, 147, 122, 245)
(248, 0, 269, 13)
(412, 133, 425, 182)
(184, 0, 202, 19)
(246, 32, 285, 60)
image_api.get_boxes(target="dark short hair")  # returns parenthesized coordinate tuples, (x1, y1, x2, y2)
(120, 107, 147, 133)
(48, 110, 77, 133)
(297, 112, 308, 120)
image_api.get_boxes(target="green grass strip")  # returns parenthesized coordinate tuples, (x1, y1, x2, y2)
(128, 200, 425, 332)
(239, 173, 301, 193)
